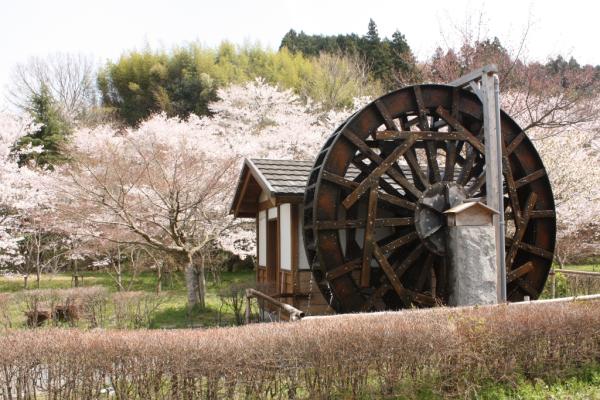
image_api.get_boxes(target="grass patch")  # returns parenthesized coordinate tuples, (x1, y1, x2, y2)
(560, 263, 600, 273)
(0, 269, 254, 329)
(477, 365, 600, 399)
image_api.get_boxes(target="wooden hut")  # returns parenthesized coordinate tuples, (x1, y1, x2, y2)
(230, 159, 333, 315)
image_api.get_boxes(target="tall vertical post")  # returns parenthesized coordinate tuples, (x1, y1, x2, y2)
(481, 72, 506, 302)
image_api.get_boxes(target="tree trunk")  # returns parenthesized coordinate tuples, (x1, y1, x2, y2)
(197, 256, 207, 308)
(23, 274, 29, 289)
(35, 234, 41, 289)
(115, 246, 123, 291)
(184, 254, 201, 308)
(156, 261, 162, 294)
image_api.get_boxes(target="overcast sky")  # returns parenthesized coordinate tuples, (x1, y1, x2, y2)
(0, 0, 597, 109)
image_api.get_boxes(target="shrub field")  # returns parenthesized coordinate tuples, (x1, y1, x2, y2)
(1, 299, 599, 399)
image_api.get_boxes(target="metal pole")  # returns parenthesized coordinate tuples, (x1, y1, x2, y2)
(450, 64, 506, 303)
(494, 75, 507, 302)
(481, 71, 506, 303)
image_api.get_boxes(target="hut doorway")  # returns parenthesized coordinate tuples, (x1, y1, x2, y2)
(266, 219, 278, 292)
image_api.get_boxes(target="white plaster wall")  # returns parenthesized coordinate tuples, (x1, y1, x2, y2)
(298, 207, 310, 269)
(268, 207, 277, 220)
(258, 210, 267, 266)
(279, 204, 292, 271)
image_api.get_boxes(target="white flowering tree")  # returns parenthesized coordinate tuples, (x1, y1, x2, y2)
(58, 79, 356, 307)
(0, 113, 54, 278)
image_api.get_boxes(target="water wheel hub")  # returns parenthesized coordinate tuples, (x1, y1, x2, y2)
(414, 183, 467, 256)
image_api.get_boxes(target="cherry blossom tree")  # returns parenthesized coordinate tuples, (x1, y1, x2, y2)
(0, 113, 53, 274)
(58, 79, 357, 307)
(59, 126, 239, 307)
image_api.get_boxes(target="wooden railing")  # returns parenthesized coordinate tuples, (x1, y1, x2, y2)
(245, 288, 305, 323)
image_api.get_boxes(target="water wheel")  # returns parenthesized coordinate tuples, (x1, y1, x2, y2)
(302, 84, 556, 313)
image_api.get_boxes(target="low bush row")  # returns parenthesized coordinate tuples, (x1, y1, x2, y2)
(0, 300, 599, 399)
(0, 287, 168, 329)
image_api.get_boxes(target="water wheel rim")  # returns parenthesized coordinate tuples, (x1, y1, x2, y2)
(303, 84, 556, 313)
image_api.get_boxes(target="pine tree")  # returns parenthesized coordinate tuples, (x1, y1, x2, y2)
(17, 84, 71, 168)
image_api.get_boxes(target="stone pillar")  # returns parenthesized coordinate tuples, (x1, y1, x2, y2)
(444, 202, 498, 306)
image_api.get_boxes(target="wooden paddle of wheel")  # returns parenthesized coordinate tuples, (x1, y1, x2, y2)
(302, 84, 556, 313)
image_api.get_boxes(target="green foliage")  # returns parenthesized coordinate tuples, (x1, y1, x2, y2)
(16, 85, 71, 168)
(98, 47, 218, 125)
(477, 365, 600, 399)
(280, 19, 418, 89)
(540, 271, 570, 299)
(302, 52, 381, 110)
(98, 44, 322, 125)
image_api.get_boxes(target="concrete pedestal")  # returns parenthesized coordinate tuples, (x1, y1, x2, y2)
(447, 225, 498, 306)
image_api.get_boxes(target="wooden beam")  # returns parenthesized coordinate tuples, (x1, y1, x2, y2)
(506, 261, 534, 283)
(325, 258, 361, 280)
(529, 210, 556, 219)
(393, 243, 425, 277)
(360, 186, 378, 287)
(376, 131, 465, 141)
(506, 131, 526, 155)
(515, 169, 547, 189)
(291, 204, 299, 298)
(506, 192, 537, 268)
(233, 171, 252, 217)
(342, 136, 416, 209)
(435, 107, 485, 154)
(380, 231, 419, 254)
(372, 244, 411, 306)
(258, 197, 276, 211)
(343, 129, 422, 198)
(314, 217, 414, 230)
(321, 170, 417, 210)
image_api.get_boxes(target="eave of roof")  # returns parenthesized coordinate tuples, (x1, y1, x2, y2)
(229, 158, 308, 218)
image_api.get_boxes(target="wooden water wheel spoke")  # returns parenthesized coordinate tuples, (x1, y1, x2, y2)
(342, 137, 417, 209)
(374, 99, 400, 131)
(321, 170, 417, 210)
(457, 149, 478, 185)
(416, 253, 435, 291)
(403, 148, 430, 189)
(506, 131, 526, 155)
(529, 210, 556, 219)
(305, 85, 555, 312)
(425, 142, 442, 183)
(351, 159, 407, 200)
(443, 140, 458, 181)
(360, 186, 378, 287)
(505, 237, 554, 260)
(376, 131, 465, 141)
(393, 243, 426, 277)
(314, 217, 414, 230)
(380, 231, 419, 254)
(415, 86, 443, 184)
(345, 129, 422, 198)
(435, 107, 485, 154)
(466, 171, 486, 196)
(501, 153, 522, 221)
(373, 244, 411, 306)
(506, 192, 538, 268)
(514, 169, 547, 189)
(506, 261, 534, 283)
(325, 258, 361, 280)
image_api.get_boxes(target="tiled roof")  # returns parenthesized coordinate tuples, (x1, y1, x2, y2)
(249, 159, 313, 196)
(248, 158, 461, 197)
